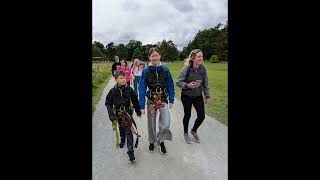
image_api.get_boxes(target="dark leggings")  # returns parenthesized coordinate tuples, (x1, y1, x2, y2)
(181, 94, 205, 133)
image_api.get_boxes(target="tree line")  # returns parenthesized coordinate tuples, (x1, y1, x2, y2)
(92, 22, 227, 63)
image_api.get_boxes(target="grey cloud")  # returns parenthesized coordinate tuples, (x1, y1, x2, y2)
(166, 0, 194, 12)
(121, 0, 141, 11)
(116, 31, 137, 44)
(93, 0, 227, 49)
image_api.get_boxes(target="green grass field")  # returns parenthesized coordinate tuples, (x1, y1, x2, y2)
(92, 62, 113, 113)
(164, 61, 228, 126)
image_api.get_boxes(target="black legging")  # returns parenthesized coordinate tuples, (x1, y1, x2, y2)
(181, 94, 205, 133)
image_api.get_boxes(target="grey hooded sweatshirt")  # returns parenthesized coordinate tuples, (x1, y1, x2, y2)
(176, 64, 211, 99)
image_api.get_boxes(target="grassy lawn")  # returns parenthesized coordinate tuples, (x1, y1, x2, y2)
(92, 62, 113, 113)
(164, 61, 228, 126)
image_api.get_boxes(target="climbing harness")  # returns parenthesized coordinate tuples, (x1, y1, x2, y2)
(113, 86, 141, 148)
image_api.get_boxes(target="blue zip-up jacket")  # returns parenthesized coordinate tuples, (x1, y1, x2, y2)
(139, 65, 175, 109)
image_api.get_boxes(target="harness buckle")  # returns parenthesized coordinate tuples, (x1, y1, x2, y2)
(155, 87, 162, 94)
(119, 106, 125, 112)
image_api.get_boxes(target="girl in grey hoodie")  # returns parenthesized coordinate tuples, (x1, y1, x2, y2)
(176, 49, 211, 144)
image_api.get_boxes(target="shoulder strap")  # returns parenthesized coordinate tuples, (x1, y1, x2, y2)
(184, 66, 191, 81)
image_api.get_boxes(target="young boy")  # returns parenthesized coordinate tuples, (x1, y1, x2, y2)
(105, 71, 141, 162)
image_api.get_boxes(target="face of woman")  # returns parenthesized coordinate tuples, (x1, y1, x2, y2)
(115, 57, 119, 63)
(136, 60, 140, 66)
(192, 52, 204, 66)
(149, 51, 161, 65)
(121, 61, 126, 67)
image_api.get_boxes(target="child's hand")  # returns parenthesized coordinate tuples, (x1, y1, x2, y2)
(136, 111, 142, 118)
(169, 103, 173, 109)
(141, 109, 145, 115)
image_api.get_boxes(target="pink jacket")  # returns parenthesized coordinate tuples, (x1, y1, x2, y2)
(117, 66, 133, 82)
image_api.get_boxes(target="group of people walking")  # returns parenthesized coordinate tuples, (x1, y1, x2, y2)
(105, 47, 210, 162)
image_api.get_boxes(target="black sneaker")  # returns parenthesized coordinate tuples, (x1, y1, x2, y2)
(159, 142, 167, 155)
(149, 143, 154, 152)
(127, 151, 135, 162)
(119, 140, 125, 148)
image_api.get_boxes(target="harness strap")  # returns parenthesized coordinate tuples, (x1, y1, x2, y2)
(115, 108, 141, 148)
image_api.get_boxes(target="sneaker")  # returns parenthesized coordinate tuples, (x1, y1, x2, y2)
(159, 142, 167, 155)
(127, 151, 135, 162)
(149, 143, 154, 152)
(183, 133, 191, 144)
(190, 131, 200, 143)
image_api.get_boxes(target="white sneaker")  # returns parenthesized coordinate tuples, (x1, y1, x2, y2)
(184, 133, 191, 144)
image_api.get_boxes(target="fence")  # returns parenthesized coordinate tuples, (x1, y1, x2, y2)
(92, 57, 110, 62)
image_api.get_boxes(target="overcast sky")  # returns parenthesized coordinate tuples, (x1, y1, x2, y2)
(93, 0, 227, 50)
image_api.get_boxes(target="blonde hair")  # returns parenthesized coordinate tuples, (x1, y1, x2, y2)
(132, 58, 140, 70)
(184, 49, 202, 67)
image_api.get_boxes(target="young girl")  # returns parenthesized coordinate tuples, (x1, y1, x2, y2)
(176, 49, 211, 144)
(139, 47, 175, 155)
(117, 59, 134, 86)
(132, 58, 144, 96)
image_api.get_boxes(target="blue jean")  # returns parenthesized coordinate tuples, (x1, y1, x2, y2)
(133, 75, 140, 96)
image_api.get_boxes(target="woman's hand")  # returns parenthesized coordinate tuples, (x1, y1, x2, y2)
(169, 103, 173, 109)
(187, 82, 197, 89)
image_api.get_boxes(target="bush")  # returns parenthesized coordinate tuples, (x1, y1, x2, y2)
(209, 55, 219, 63)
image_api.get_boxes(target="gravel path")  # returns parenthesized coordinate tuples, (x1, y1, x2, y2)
(92, 78, 228, 180)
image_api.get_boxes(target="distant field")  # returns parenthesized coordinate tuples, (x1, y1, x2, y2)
(92, 62, 112, 113)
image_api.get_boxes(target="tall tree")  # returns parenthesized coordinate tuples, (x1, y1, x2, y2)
(92, 45, 104, 59)
(105, 42, 116, 61)
(180, 22, 228, 62)
(132, 46, 144, 60)
(159, 40, 179, 62)
(126, 40, 142, 61)
(115, 43, 128, 60)
(93, 41, 104, 51)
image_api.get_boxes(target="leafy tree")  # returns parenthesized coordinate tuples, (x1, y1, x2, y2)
(209, 55, 219, 63)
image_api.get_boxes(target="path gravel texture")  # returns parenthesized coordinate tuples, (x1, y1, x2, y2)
(92, 78, 228, 180)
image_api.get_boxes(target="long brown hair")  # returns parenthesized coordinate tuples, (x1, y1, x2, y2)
(120, 59, 128, 67)
(184, 49, 202, 67)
